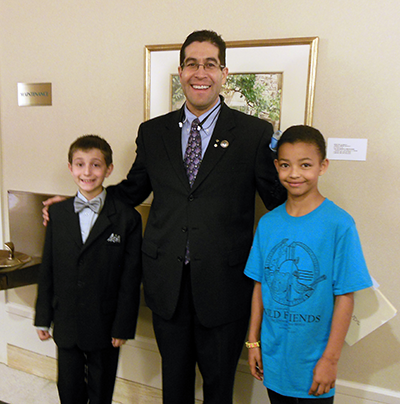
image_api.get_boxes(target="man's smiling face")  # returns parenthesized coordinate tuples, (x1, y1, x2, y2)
(178, 41, 228, 117)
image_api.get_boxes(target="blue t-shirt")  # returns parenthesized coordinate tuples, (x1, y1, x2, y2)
(244, 199, 372, 398)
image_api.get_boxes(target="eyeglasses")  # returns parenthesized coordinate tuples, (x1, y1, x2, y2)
(180, 61, 225, 72)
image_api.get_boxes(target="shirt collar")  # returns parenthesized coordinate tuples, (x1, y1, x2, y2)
(184, 97, 222, 127)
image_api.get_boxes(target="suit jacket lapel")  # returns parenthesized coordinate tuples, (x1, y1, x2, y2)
(162, 109, 192, 190)
(62, 199, 83, 248)
(191, 104, 236, 192)
(82, 197, 114, 252)
(162, 104, 236, 193)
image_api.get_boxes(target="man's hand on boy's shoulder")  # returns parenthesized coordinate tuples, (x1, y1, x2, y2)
(42, 195, 68, 226)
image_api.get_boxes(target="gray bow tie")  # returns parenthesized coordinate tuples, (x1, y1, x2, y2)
(74, 197, 101, 213)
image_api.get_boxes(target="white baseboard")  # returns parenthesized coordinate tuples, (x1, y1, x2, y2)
(335, 380, 400, 404)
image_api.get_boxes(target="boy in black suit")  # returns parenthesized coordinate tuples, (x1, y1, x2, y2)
(35, 135, 142, 404)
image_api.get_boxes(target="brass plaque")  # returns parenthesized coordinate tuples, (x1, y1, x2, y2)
(18, 82, 52, 106)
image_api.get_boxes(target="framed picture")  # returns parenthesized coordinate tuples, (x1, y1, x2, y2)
(145, 37, 319, 129)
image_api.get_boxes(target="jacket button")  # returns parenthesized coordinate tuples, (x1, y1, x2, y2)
(77, 281, 85, 288)
(177, 256, 183, 262)
(181, 227, 188, 232)
(188, 195, 194, 201)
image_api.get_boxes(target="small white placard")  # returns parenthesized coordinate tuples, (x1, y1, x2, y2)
(345, 287, 397, 346)
(327, 138, 368, 161)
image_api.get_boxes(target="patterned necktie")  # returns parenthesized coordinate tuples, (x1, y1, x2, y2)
(74, 197, 101, 213)
(183, 119, 202, 264)
(184, 118, 202, 187)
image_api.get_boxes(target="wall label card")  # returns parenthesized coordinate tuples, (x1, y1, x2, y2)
(327, 138, 368, 161)
(345, 286, 397, 346)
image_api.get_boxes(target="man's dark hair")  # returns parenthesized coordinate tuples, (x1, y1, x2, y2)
(180, 30, 226, 66)
(68, 134, 113, 166)
(277, 125, 326, 160)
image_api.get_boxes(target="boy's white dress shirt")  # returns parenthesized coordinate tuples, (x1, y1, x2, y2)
(76, 189, 106, 243)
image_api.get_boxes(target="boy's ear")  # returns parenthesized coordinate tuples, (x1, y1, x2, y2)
(274, 159, 279, 172)
(68, 162, 73, 173)
(105, 163, 114, 178)
(319, 159, 329, 176)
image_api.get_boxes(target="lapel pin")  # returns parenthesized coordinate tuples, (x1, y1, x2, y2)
(214, 139, 220, 148)
(220, 140, 229, 148)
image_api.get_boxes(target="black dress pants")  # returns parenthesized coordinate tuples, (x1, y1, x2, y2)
(57, 344, 120, 404)
(152, 264, 249, 404)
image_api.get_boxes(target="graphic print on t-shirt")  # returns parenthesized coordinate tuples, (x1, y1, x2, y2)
(264, 238, 326, 307)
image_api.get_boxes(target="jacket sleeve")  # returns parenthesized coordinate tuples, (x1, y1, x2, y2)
(34, 210, 54, 328)
(107, 124, 153, 207)
(255, 125, 287, 211)
(111, 210, 143, 339)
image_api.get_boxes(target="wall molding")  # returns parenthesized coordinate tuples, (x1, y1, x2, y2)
(336, 380, 400, 404)
(5, 301, 34, 319)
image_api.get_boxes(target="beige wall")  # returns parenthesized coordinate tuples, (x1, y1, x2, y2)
(0, 0, 399, 394)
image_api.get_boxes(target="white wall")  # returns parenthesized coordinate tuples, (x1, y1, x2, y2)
(0, 0, 399, 398)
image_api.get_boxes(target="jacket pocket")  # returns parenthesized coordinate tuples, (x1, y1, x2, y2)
(141, 239, 158, 259)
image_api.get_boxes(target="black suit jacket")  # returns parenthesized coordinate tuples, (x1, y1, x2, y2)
(109, 102, 285, 327)
(34, 195, 142, 351)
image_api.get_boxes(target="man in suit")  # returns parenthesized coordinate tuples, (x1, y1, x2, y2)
(106, 30, 286, 403)
(35, 135, 142, 404)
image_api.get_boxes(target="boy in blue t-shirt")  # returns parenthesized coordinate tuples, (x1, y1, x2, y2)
(244, 125, 372, 403)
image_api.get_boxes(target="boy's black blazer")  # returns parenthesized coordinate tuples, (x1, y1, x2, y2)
(109, 102, 285, 328)
(34, 195, 142, 352)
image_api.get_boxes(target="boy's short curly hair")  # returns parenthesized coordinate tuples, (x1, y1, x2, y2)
(68, 135, 113, 166)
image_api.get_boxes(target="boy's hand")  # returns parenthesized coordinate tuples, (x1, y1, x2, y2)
(37, 329, 52, 341)
(248, 347, 264, 381)
(308, 356, 337, 396)
(112, 338, 127, 348)
(42, 196, 67, 226)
